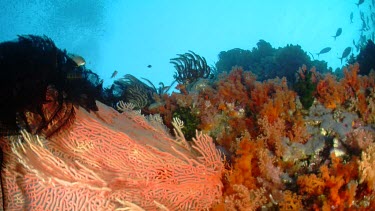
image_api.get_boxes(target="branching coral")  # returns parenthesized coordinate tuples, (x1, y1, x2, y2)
(221, 185, 267, 211)
(278, 190, 303, 211)
(359, 143, 375, 191)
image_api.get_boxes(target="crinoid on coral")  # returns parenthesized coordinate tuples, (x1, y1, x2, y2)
(170, 51, 212, 85)
(103, 74, 156, 110)
(0, 35, 102, 137)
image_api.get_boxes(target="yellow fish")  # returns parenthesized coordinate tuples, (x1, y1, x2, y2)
(68, 53, 86, 67)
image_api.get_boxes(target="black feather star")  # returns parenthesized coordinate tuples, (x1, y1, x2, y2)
(0, 35, 103, 137)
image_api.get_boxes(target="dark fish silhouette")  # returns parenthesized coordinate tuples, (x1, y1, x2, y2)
(111, 70, 118, 79)
(339, 47, 352, 64)
(316, 47, 331, 57)
(356, 0, 365, 7)
(350, 12, 353, 23)
(332, 28, 342, 40)
(147, 64, 152, 68)
(361, 19, 368, 31)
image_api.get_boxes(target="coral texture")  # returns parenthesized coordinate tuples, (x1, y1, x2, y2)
(148, 64, 375, 209)
(0, 102, 224, 210)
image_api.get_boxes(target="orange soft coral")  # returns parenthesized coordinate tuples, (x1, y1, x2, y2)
(216, 67, 252, 106)
(259, 83, 296, 123)
(214, 132, 268, 211)
(341, 63, 361, 98)
(227, 132, 262, 190)
(296, 154, 360, 209)
(278, 190, 303, 211)
(297, 174, 325, 196)
(316, 73, 345, 109)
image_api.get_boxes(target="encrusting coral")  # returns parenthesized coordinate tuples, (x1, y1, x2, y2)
(0, 101, 224, 210)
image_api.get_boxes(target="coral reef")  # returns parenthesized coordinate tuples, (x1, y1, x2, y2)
(214, 39, 330, 83)
(148, 63, 375, 210)
(356, 39, 375, 75)
(2, 34, 375, 210)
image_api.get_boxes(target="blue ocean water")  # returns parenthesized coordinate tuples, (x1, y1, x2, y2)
(0, 0, 373, 88)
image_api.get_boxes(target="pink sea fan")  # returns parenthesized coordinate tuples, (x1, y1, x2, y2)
(0, 101, 224, 210)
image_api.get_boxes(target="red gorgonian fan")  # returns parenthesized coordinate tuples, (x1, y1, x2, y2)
(0, 101, 224, 210)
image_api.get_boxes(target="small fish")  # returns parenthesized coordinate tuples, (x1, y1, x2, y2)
(339, 47, 352, 64)
(332, 28, 342, 40)
(68, 53, 86, 67)
(147, 64, 152, 68)
(316, 47, 331, 57)
(350, 12, 353, 23)
(111, 70, 118, 79)
(360, 11, 365, 21)
(361, 19, 368, 31)
(356, 0, 365, 7)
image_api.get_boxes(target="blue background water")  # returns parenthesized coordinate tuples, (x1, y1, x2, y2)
(0, 0, 373, 88)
